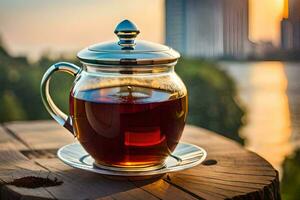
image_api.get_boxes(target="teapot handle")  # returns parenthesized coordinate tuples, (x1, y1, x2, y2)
(40, 62, 81, 134)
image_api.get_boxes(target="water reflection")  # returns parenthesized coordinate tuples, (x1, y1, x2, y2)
(220, 61, 293, 174)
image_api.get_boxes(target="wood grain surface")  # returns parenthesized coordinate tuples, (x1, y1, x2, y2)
(0, 121, 280, 200)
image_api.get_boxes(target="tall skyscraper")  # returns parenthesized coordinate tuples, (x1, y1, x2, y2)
(184, 0, 224, 58)
(165, 0, 186, 53)
(223, 0, 249, 58)
(281, 19, 293, 50)
(165, 0, 250, 59)
(281, 0, 300, 50)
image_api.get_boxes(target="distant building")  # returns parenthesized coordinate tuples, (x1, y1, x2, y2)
(281, 0, 300, 51)
(165, 0, 186, 54)
(223, 0, 250, 59)
(184, 0, 224, 58)
(250, 41, 277, 59)
(165, 0, 250, 59)
(281, 19, 293, 50)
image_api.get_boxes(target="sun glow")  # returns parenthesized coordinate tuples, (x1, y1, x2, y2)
(283, 0, 289, 19)
(249, 0, 285, 45)
(240, 62, 292, 174)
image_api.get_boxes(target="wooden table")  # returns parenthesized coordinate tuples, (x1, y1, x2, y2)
(0, 121, 280, 200)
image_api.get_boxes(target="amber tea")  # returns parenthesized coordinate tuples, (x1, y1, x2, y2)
(70, 85, 187, 168)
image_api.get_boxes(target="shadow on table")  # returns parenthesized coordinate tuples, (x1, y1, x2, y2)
(2, 166, 164, 199)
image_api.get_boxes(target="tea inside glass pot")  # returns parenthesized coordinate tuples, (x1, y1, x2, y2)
(70, 68, 188, 168)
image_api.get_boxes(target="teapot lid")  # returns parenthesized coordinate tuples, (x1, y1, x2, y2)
(77, 20, 180, 65)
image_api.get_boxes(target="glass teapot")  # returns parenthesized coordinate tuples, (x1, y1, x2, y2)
(41, 20, 188, 169)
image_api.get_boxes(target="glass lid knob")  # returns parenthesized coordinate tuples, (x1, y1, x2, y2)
(114, 19, 140, 49)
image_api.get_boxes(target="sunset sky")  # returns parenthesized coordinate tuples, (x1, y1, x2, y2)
(249, 0, 285, 45)
(0, 0, 285, 59)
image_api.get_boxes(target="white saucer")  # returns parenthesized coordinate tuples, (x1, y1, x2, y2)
(57, 142, 207, 177)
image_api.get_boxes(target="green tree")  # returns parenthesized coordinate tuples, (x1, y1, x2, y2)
(176, 59, 244, 143)
(281, 150, 300, 200)
(0, 90, 26, 121)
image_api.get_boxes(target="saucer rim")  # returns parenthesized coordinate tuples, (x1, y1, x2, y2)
(57, 142, 207, 176)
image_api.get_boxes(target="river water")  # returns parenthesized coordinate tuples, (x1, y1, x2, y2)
(219, 61, 300, 176)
